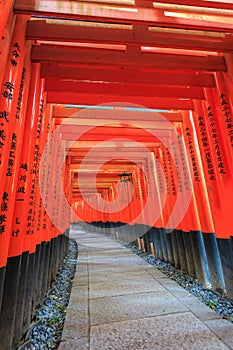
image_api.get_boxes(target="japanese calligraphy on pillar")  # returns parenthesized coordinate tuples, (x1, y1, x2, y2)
(6, 133, 16, 176)
(139, 168, 147, 200)
(132, 171, 140, 200)
(219, 93, 233, 149)
(36, 198, 43, 233)
(2, 66, 27, 240)
(207, 106, 226, 175)
(0, 192, 8, 235)
(172, 135, 190, 192)
(16, 163, 28, 197)
(185, 127, 200, 182)
(197, 115, 216, 181)
(166, 150, 177, 195)
(15, 67, 25, 119)
(155, 154, 164, 195)
(148, 156, 157, 198)
(0, 43, 21, 165)
(2, 80, 14, 101)
(144, 163, 151, 198)
(161, 150, 170, 195)
(26, 98, 44, 235)
(5, 68, 25, 180)
(11, 42, 21, 67)
(40, 142, 48, 232)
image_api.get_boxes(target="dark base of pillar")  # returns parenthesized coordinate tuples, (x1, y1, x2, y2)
(165, 230, 174, 265)
(182, 231, 196, 278)
(12, 252, 29, 349)
(176, 230, 188, 274)
(156, 228, 164, 260)
(159, 228, 168, 262)
(42, 241, 51, 298)
(150, 227, 159, 259)
(0, 265, 6, 312)
(190, 231, 211, 287)
(22, 252, 35, 336)
(32, 245, 41, 314)
(170, 230, 180, 269)
(0, 255, 22, 349)
(231, 236, 233, 251)
(143, 231, 150, 253)
(202, 233, 225, 294)
(217, 238, 233, 300)
(35, 242, 45, 309)
(48, 238, 55, 285)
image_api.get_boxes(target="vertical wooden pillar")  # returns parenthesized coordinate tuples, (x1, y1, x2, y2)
(0, 15, 28, 261)
(0, 0, 14, 42)
(0, 8, 15, 89)
(193, 97, 233, 298)
(181, 110, 225, 292)
(173, 122, 211, 286)
(0, 15, 30, 348)
(152, 148, 166, 261)
(7, 63, 42, 337)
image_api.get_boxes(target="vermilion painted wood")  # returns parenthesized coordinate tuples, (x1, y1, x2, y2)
(47, 91, 194, 110)
(70, 160, 147, 168)
(57, 121, 173, 131)
(0, 10, 15, 89)
(0, 16, 28, 267)
(70, 162, 144, 168)
(22, 69, 43, 252)
(0, 0, 13, 42)
(181, 110, 215, 234)
(6, 42, 32, 260)
(66, 140, 160, 149)
(59, 122, 174, 137)
(41, 64, 216, 87)
(214, 72, 233, 161)
(61, 127, 167, 137)
(157, 144, 176, 230)
(0, 0, 5, 13)
(154, 0, 233, 10)
(193, 100, 230, 238)
(31, 92, 53, 247)
(0, 15, 27, 179)
(26, 20, 233, 53)
(45, 80, 205, 99)
(38, 104, 54, 243)
(61, 134, 167, 143)
(70, 160, 149, 167)
(53, 111, 182, 123)
(67, 149, 155, 157)
(32, 45, 227, 72)
(150, 149, 165, 228)
(14, 0, 233, 32)
(204, 88, 233, 237)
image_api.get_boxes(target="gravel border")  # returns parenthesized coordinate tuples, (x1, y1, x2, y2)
(18, 239, 78, 350)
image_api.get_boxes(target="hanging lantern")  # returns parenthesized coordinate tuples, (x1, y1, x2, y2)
(118, 171, 132, 183)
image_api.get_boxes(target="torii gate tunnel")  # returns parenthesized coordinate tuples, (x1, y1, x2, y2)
(1, 0, 233, 348)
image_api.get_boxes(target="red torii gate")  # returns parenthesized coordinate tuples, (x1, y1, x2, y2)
(1, 0, 233, 347)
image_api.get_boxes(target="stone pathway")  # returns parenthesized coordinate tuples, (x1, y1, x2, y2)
(59, 229, 233, 350)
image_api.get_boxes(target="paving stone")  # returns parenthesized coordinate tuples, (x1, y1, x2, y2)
(89, 278, 164, 299)
(89, 269, 156, 284)
(157, 277, 223, 321)
(204, 318, 233, 349)
(59, 337, 88, 350)
(90, 290, 188, 326)
(90, 312, 229, 350)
